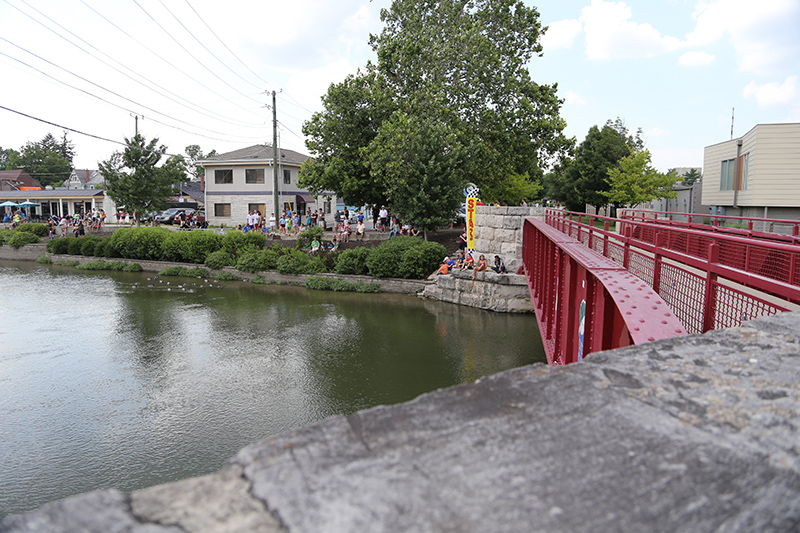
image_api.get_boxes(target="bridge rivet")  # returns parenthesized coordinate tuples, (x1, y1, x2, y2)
(648, 337, 655, 341)
(661, 320, 668, 324)
(634, 327, 640, 331)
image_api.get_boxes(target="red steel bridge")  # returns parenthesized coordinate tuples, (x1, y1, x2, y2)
(523, 209, 800, 366)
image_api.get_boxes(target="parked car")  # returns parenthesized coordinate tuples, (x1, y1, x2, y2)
(156, 208, 195, 225)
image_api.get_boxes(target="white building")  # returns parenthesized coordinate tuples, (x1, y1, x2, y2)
(703, 123, 800, 220)
(200, 145, 335, 226)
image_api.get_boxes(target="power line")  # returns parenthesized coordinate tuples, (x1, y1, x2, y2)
(7, 0, 263, 130)
(184, 0, 279, 91)
(0, 45, 266, 143)
(157, 0, 264, 93)
(132, 0, 264, 107)
(79, 0, 264, 120)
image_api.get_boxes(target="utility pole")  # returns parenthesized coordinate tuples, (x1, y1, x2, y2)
(130, 114, 143, 136)
(272, 91, 280, 218)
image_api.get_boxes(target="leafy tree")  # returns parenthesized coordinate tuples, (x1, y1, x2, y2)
(604, 150, 678, 208)
(184, 144, 217, 182)
(301, 69, 396, 207)
(365, 113, 465, 238)
(6, 132, 75, 187)
(681, 168, 702, 186)
(0, 147, 19, 170)
(99, 134, 185, 224)
(301, 0, 570, 212)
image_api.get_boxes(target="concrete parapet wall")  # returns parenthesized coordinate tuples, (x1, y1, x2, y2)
(6, 311, 800, 531)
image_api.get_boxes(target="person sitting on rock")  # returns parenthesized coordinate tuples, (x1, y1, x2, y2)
(461, 253, 475, 270)
(491, 255, 507, 274)
(472, 255, 488, 280)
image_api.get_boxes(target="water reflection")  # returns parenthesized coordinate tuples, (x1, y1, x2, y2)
(0, 260, 544, 518)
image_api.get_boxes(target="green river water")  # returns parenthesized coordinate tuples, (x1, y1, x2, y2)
(0, 259, 544, 519)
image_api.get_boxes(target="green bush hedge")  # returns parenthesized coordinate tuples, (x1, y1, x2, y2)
(67, 238, 84, 255)
(304, 275, 382, 293)
(276, 248, 327, 275)
(236, 248, 283, 273)
(16, 222, 47, 237)
(212, 270, 239, 281)
(161, 230, 223, 264)
(8, 231, 40, 248)
(204, 249, 232, 269)
(36, 255, 52, 264)
(76, 260, 128, 271)
(105, 227, 171, 260)
(221, 231, 266, 259)
(366, 236, 445, 279)
(334, 247, 371, 275)
(80, 236, 104, 256)
(46, 238, 70, 254)
(296, 226, 323, 249)
(0, 229, 14, 245)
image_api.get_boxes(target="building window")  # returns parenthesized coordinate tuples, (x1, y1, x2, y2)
(215, 169, 233, 184)
(324, 200, 331, 214)
(720, 159, 735, 190)
(248, 203, 265, 215)
(214, 203, 231, 217)
(721, 154, 749, 191)
(246, 169, 265, 184)
(283, 169, 291, 185)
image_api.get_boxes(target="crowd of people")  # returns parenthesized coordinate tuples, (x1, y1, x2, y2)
(2, 208, 108, 238)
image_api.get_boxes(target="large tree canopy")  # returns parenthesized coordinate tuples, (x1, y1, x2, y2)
(6, 132, 75, 187)
(301, 0, 569, 212)
(99, 134, 184, 222)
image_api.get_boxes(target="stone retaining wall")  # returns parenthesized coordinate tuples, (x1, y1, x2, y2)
(5, 311, 800, 532)
(472, 205, 543, 271)
(420, 269, 533, 313)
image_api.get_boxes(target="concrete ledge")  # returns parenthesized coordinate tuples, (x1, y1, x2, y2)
(5, 312, 800, 531)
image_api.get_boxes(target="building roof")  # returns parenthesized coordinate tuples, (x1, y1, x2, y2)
(0, 169, 42, 190)
(0, 189, 106, 199)
(201, 145, 309, 166)
(179, 181, 204, 204)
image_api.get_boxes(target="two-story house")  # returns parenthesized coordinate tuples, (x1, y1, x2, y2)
(200, 145, 334, 226)
(703, 123, 800, 220)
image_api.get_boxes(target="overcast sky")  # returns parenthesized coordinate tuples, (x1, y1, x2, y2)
(0, 0, 797, 175)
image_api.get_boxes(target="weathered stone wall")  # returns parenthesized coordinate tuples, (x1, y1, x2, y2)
(420, 268, 533, 313)
(5, 312, 800, 532)
(472, 205, 543, 271)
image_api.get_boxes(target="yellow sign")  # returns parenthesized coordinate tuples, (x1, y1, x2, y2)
(466, 197, 477, 250)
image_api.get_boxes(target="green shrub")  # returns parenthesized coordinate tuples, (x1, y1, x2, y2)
(0, 229, 14, 245)
(55, 259, 79, 266)
(184, 267, 210, 278)
(366, 236, 445, 279)
(47, 238, 70, 254)
(161, 230, 223, 264)
(76, 260, 127, 271)
(159, 266, 189, 276)
(80, 236, 104, 256)
(122, 263, 143, 272)
(8, 231, 40, 248)
(212, 270, 239, 281)
(276, 248, 327, 275)
(221, 231, 266, 258)
(16, 222, 47, 237)
(36, 255, 52, 264)
(334, 247, 371, 275)
(398, 240, 447, 279)
(250, 275, 272, 285)
(296, 225, 323, 249)
(304, 275, 382, 293)
(236, 248, 281, 273)
(204, 249, 232, 269)
(105, 227, 171, 260)
(67, 238, 84, 255)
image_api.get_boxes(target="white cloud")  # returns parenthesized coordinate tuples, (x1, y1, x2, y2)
(678, 51, 715, 67)
(743, 76, 799, 107)
(687, 0, 800, 74)
(541, 19, 583, 51)
(580, 0, 682, 60)
(564, 90, 588, 106)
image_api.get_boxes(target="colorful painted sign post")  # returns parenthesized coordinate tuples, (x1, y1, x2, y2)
(464, 183, 480, 252)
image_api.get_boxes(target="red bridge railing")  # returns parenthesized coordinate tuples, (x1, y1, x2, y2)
(522, 218, 687, 366)
(544, 209, 798, 337)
